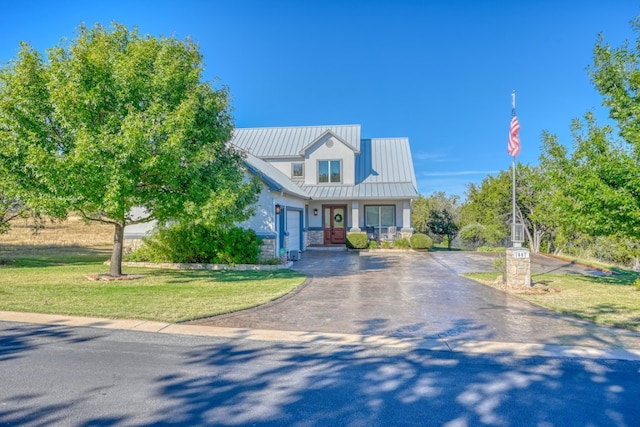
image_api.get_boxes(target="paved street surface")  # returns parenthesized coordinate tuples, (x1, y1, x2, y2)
(2, 321, 640, 426)
(193, 250, 640, 350)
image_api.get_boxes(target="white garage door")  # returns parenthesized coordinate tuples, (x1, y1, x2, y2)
(286, 210, 301, 252)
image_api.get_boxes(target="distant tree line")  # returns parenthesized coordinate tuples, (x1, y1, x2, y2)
(413, 17, 640, 269)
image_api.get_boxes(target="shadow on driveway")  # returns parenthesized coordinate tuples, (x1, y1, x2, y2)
(191, 251, 640, 349)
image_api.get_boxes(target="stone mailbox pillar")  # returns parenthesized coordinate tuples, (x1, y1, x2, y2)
(506, 247, 531, 289)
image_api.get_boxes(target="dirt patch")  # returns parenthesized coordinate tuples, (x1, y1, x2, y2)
(1, 214, 112, 248)
(483, 275, 560, 295)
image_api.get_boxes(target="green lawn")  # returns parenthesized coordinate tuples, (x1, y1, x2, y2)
(0, 256, 306, 322)
(465, 270, 640, 332)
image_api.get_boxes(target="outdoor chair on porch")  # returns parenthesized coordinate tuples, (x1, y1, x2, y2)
(365, 226, 377, 242)
(382, 226, 397, 242)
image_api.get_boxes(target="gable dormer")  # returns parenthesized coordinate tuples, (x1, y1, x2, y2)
(300, 130, 359, 186)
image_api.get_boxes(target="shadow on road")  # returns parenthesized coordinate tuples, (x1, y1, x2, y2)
(1, 321, 639, 425)
(148, 338, 639, 426)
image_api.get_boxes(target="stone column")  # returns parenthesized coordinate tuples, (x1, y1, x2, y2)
(506, 247, 531, 289)
(401, 200, 413, 233)
(350, 201, 361, 232)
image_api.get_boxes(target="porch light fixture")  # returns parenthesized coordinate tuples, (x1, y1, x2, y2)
(313, 208, 318, 216)
(275, 204, 281, 215)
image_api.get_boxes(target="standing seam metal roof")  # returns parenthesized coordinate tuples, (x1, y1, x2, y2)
(243, 152, 311, 200)
(355, 138, 417, 187)
(233, 125, 418, 200)
(231, 125, 361, 157)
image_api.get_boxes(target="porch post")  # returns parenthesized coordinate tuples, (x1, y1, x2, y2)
(350, 201, 361, 232)
(401, 200, 412, 233)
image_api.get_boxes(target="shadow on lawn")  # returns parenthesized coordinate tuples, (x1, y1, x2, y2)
(144, 269, 305, 285)
(0, 244, 111, 267)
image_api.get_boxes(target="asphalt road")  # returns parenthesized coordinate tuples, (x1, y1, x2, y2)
(2, 250, 640, 426)
(2, 321, 640, 426)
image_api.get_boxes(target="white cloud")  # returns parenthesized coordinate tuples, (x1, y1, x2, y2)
(421, 170, 499, 177)
(412, 152, 449, 162)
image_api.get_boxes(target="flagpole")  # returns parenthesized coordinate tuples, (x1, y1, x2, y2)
(511, 90, 519, 247)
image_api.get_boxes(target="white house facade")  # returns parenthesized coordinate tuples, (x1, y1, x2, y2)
(232, 124, 419, 259)
(123, 124, 419, 261)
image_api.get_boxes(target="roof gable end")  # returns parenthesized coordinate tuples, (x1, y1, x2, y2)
(298, 130, 360, 156)
(243, 152, 311, 200)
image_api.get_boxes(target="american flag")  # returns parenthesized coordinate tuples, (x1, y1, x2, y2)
(507, 109, 521, 157)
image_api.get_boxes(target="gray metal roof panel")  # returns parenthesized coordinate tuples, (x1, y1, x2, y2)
(356, 138, 417, 187)
(232, 125, 361, 157)
(301, 183, 418, 200)
(298, 129, 360, 155)
(243, 152, 312, 200)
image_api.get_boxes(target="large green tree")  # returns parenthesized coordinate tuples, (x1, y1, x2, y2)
(459, 166, 554, 253)
(411, 192, 460, 249)
(540, 17, 640, 242)
(0, 23, 259, 276)
(459, 173, 511, 247)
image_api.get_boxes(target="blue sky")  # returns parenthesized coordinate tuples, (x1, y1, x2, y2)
(2, 1, 639, 197)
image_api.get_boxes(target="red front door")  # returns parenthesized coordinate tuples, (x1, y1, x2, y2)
(323, 205, 346, 245)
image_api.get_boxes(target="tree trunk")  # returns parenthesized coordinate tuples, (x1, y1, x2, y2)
(531, 224, 542, 254)
(110, 222, 124, 277)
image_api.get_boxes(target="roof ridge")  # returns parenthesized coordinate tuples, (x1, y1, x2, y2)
(235, 124, 360, 130)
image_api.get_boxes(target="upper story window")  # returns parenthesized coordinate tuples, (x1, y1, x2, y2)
(292, 162, 304, 178)
(318, 160, 341, 183)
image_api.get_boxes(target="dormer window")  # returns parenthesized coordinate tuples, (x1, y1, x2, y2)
(318, 160, 341, 183)
(292, 162, 304, 178)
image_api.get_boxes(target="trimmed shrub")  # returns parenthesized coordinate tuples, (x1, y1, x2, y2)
(215, 226, 262, 265)
(346, 232, 369, 249)
(369, 240, 378, 249)
(393, 238, 411, 249)
(127, 224, 262, 265)
(410, 233, 433, 250)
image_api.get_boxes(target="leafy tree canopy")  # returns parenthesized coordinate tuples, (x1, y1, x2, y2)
(0, 22, 259, 275)
(540, 17, 640, 241)
(411, 192, 460, 248)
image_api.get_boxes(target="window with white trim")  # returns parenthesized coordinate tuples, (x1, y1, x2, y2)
(365, 205, 395, 228)
(318, 160, 341, 183)
(292, 162, 304, 178)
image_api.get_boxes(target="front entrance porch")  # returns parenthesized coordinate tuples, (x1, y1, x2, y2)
(322, 205, 347, 245)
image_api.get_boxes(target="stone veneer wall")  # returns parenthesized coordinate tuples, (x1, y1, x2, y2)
(308, 230, 324, 245)
(506, 247, 531, 289)
(259, 237, 276, 261)
(123, 238, 143, 254)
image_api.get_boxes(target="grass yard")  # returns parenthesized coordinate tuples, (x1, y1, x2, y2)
(0, 262, 305, 322)
(465, 270, 640, 332)
(0, 215, 306, 322)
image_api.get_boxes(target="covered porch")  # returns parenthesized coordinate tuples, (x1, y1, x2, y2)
(306, 199, 413, 246)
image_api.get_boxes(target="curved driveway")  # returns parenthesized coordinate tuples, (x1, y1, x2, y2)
(192, 250, 640, 349)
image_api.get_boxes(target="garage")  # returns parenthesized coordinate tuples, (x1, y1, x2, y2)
(286, 209, 302, 254)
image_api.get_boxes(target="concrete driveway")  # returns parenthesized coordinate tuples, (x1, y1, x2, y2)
(192, 250, 640, 350)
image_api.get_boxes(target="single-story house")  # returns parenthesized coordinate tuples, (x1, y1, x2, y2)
(124, 124, 418, 260)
